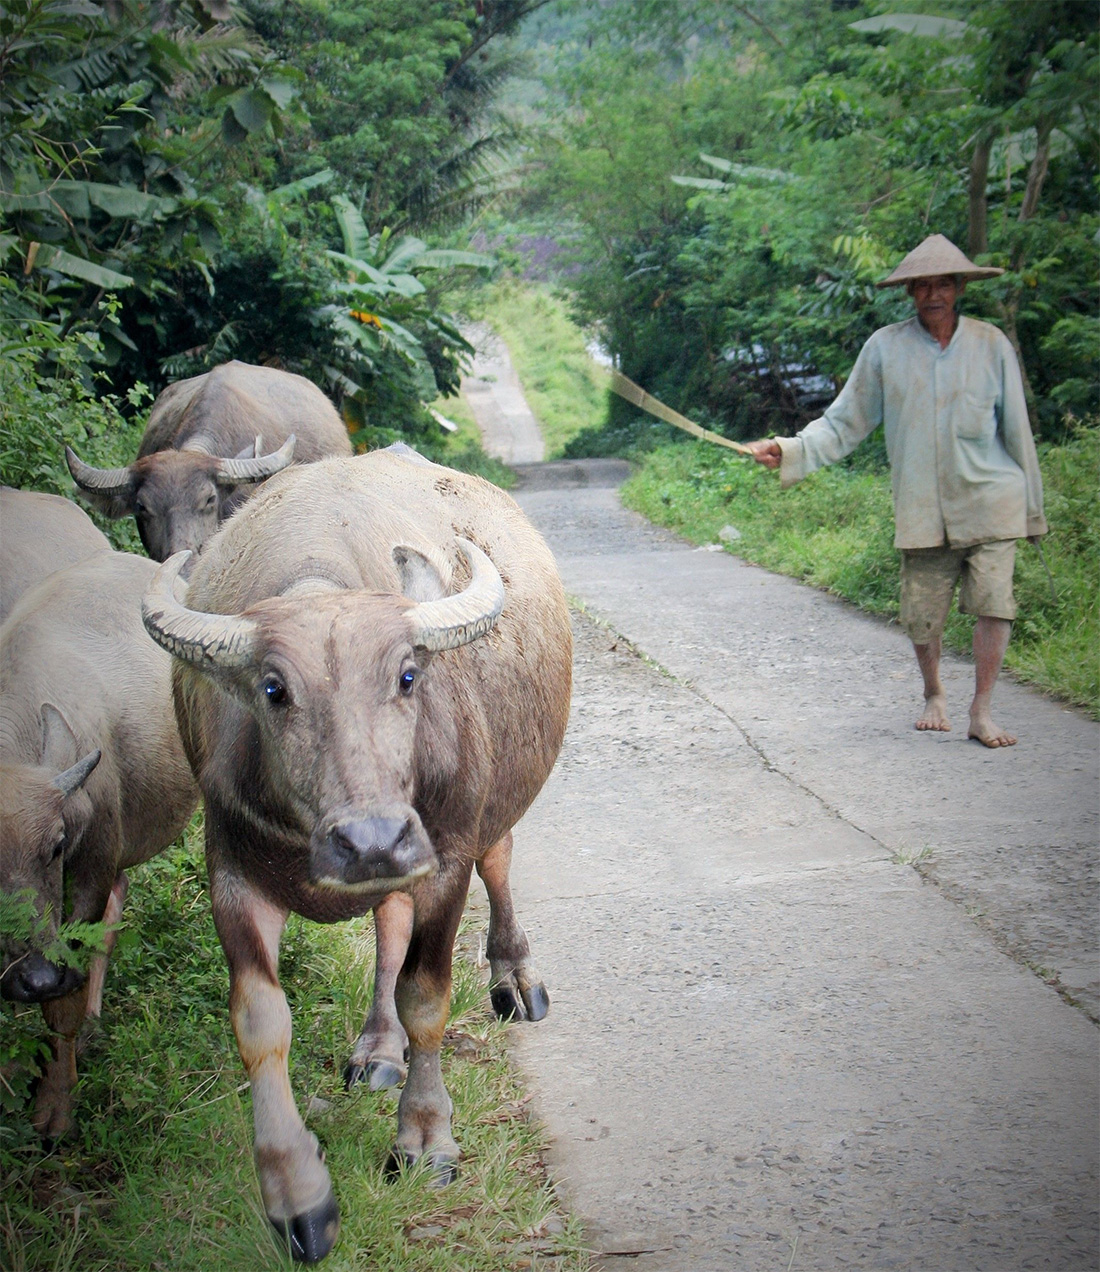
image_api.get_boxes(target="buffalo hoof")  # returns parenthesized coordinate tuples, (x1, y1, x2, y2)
(270, 1191, 340, 1264)
(385, 1148, 459, 1188)
(491, 980, 550, 1023)
(344, 1058, 405, 1092)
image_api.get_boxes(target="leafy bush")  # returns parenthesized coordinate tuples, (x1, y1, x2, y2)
(0, 292, 148, 550)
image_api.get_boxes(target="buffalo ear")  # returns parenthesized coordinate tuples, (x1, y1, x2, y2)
(232, 436, 264, 460)
(393, 545, 448, 603)
(40, 701, 101, 794)
(40, 704, 79, 772)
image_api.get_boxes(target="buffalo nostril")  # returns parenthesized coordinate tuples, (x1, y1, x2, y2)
(2, 952, 82, 1002)
(23, 962, 65, 998)
(329, 817, 409, 864)
(314, 816, 438, 888)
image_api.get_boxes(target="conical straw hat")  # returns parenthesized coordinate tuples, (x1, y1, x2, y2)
(876, 233, 1004, 288)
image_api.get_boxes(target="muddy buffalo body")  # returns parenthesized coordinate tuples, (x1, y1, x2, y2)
(0, 550, 199, 1140)
(65, 361, 352, 562)
(0, 486, 110, 623)
(142, 449, 572, 1262)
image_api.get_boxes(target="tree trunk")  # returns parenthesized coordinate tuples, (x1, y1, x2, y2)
(999, 116, 1055, 434)
(995, 295, 1041, 435)
(1017, 116, 1054, 227)
(967, 132, 993, 258)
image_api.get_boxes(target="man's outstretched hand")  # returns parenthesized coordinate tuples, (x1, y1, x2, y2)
(746, 439, 782, 469)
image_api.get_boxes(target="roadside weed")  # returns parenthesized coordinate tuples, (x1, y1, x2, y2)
(889, 846, 936, 867)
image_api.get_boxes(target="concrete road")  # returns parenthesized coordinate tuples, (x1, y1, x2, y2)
(460, 357, 1099, 1271)
(459, 323, 545, 465)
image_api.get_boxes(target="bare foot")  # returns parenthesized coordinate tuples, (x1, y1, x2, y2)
(916, 693, 951, 732)
(968, 705, 1017, 748)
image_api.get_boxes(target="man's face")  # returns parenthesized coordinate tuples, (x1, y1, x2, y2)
(908, 275, 964, 326)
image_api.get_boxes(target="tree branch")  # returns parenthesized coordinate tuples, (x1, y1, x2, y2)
(730, 4, 787, 52)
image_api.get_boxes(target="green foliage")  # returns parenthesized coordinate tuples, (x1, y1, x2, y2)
(0, 821, 590, 1270)
(242, 0, 539, 233)
(0, 289, 147, 548)
(1, 0, 540, 452)
(323, 201, 493, 437)
(622, 428, 1099, 713)
(0, 892, 109, 978)
(0, 0, 290, 332)
(152, 178, 496, 444)
(0, 893, 109, 1134)
(524, 0, 1098, 446)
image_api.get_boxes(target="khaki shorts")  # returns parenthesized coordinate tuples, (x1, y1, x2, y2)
(900, 540, 1018, 643)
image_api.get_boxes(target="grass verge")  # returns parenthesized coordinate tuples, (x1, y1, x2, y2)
(464, 281, 609, 458)
(1, 815, 591, 1272)
(621, 429, 1099, 714)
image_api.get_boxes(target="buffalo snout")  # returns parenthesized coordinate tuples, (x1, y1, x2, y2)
(0, 950, 85, 1003)
(311, 815, 437, 890)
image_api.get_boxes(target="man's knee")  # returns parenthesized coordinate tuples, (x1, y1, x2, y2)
(958, 540, 1017, 621)
(899, 547, 961, 642)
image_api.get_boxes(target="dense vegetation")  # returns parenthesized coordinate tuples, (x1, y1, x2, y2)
(0, 0, 547, 462)
(516, 0, 1097, 448)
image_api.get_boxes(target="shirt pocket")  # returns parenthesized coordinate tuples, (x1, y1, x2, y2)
(956, 392, 996, 441)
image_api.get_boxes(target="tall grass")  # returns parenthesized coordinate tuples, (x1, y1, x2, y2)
(622, 429, 1099, 714)
(464, 281, 608, 458)
(1, 817, 590, 1271)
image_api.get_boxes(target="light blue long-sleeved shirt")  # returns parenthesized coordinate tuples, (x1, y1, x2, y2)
(777, 315, 1048, 549)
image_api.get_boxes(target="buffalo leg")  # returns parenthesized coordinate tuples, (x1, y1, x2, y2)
(84, 871, 129, 1020)
(211, 868, 338, 1264)
(389, 868, 470, 1182)
(476, 832, 549, 1022)
(344, 891, 413, 1092)
(33, 868, 130, 1139)
(34, 983, 89, 1144)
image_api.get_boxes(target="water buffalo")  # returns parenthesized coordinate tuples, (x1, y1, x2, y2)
(0, 486, 110, 623)
(0, 551, 199, 1141)
(142, 449, 572, 1262)
(65, 361, 353, 562)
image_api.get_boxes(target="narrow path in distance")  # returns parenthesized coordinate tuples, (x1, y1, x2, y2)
(459, 321, 544, 464)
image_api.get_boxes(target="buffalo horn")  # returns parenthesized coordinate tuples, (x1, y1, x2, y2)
(142, 551, 258, 670)
(53, 749, 102, 797)
(214, 435, 296, 486)
(65, 446, 133, 497)
(405, 538, 505, 652)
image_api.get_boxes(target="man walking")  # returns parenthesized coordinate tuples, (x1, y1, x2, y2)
(748, 234, 1047, 748)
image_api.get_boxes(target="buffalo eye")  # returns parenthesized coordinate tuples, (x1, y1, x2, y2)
(261, 673, 288, 706)
(202, 492, 217, 511)
(50, 832, 67, 862)
(398, 668, 418, 696)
